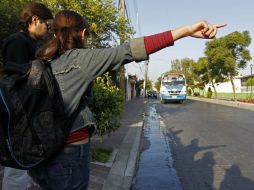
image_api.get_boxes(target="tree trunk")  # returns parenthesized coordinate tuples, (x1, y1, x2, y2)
(188, 87, 193, 96)
(211, 81, 217, 99)
(230, 77, 236, 101)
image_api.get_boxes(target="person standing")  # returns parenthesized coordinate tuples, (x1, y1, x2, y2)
(1, 2, 53, 190)
(29, 10, 226, 190)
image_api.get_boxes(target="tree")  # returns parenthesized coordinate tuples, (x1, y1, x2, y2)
(193, 57, 227, 98)
(0, 0, 26, 65)
(154, 77, 161, 92)
(42, 0, 134, 48)
(0, 0, 134, 58)
(137, 79, 152, 91)
(247, 77, 254, 98)
(246, 77, 254, 87)
(170, 58, 196, 90)
(192, 57, 210, 94)
(205, 31, 252, 100)
(170, 59, 182, 73)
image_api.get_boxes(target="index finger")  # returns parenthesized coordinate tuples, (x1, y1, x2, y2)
(213, 24, 227, 29)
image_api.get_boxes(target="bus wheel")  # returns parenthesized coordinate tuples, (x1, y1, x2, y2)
(161, 99, 166, 104)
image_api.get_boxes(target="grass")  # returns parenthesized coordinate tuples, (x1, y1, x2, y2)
(193, 89, 254, 100)
(211, 93, 254, 100)
(91, 148, 112, 163)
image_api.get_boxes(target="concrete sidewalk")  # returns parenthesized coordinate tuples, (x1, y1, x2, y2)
(88, 97, 145, 190)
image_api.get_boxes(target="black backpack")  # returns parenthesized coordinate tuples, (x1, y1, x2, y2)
(0, 59, 74, 169)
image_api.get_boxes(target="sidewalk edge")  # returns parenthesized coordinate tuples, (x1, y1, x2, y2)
(102, 122, 144, 190)
(188, 96, 254, 111)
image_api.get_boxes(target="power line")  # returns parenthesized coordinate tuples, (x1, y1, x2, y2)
(132, 0, 142, 36)
(132, 62, 144, 75)
(124, 1, 132, 27)
(117, 0, 144, 80)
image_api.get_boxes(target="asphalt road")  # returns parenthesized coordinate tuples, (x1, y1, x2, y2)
(156, 99, 254, 190)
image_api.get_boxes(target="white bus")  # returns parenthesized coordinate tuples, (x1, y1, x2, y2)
(160, 73, 187, 103)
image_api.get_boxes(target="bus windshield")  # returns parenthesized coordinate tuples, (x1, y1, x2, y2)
(162, 81, 185, 86)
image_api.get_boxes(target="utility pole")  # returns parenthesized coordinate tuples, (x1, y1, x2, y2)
(117, 0, 126, 99)
(143, 60, 149, 97)
(119, 0, 125, 44)
(251, 64, 253, 98)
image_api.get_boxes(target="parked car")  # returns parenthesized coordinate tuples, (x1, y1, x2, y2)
(147, 91, 157, 99)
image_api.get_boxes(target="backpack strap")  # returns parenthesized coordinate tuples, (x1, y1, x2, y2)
(33, 60, 83, 132)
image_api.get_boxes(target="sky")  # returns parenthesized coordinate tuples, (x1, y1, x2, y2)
(113, 0, 254, 84)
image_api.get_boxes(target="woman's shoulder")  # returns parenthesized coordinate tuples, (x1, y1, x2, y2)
(60, 49, 91, 61)
(4, 32, 35, 47)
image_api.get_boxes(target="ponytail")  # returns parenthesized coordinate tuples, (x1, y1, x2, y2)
(36, 26, 84, 61)
(36, 37, 59, 61)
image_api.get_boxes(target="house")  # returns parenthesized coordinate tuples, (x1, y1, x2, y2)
(237, 75, 253, 92)
(126, 74, 138, 101)
(205, 78, 241, 93)
(204, 74, 253, 93)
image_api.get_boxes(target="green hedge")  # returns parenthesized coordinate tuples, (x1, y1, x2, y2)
(92, 73, 124, 136)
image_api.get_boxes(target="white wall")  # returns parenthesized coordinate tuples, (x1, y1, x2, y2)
(205, 79, 241, 93)
(126, 81, 132, 101)
(126, 78, 136, 101)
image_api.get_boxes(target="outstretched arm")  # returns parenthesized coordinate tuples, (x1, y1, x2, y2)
(142, 20, 226, 55)
(172, 20, 226, 40)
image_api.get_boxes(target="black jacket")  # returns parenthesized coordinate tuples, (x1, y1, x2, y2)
(2, 32, 37, 74)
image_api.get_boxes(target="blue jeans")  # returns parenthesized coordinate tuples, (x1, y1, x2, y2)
(2, 168, 33, 190)
(29, 143, 90, 190)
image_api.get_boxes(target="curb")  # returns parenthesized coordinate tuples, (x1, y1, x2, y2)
(102, 121, 143, 190)
(188, 96, 254, 111)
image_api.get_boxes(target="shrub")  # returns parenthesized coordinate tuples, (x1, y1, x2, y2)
(92, 73, 124, 136)
(206, 87, 213, 98)
(193, 92, 200, 97)
(91, 148, 111, 163)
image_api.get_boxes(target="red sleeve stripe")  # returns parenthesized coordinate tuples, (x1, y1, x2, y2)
(67, 133, 89, 140)
(144, 37, 151, 54)
(68, 128, 87, 135)
(152, 35, 158, 50)
(144, 31, 174, 55)
(66, 128, 90, 144)
(164, 32, 171, 45)
(149, 36, 155, 51)
(155, 35, 160, 50)
(66, 136, 88, 144)
(167, 31, 173, 44)
(161, 33, 166, 46)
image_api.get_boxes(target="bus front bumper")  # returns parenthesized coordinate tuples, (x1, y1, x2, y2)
(160, 94, 187, 100)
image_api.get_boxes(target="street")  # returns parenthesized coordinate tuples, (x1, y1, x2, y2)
(141, 98, 254, 190)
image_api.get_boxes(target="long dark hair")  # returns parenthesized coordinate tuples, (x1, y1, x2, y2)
(36, 10, 89, 61)
(19, 2, 53, 33)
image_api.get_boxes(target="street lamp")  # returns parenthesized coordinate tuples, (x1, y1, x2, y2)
(251, 64, 253, 98)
